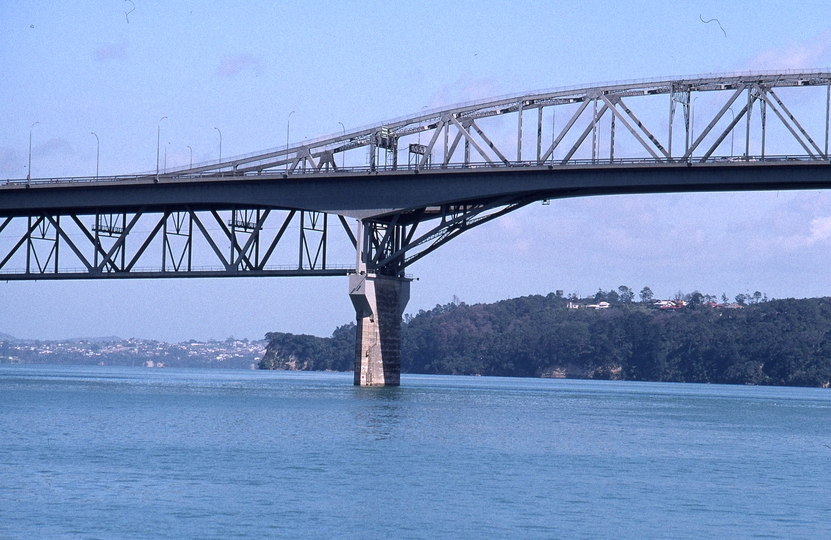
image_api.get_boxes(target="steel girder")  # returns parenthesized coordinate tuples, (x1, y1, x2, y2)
(359, 196, 537, 276)
(0, 207, 356, 280)
(202, 70, 828, 174)
(4, 71, 831, 279)
(5, 71, 830, 188)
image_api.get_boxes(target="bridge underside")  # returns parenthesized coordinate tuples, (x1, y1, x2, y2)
(3, 160, 831, 219)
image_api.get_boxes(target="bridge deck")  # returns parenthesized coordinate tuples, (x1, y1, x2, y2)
(2, 157, 830, 219)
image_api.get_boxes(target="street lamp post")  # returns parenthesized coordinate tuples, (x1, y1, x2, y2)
(286, 111, 295, 174)
(214, 127, 222, 164)
(156, 116, 168, 176)
(187, 145, 193, 169)
(338, 121, 345, 169)
(90, 132, 99, 179)
(28, 121, 39, 183)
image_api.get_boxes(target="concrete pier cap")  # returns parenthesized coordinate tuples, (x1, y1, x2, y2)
(348, 272, 411, 386)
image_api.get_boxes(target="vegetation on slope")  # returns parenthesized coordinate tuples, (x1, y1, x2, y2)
(260, 292, 831, 387)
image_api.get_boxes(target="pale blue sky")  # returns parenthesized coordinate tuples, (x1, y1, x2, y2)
(2, 1, 831, 342)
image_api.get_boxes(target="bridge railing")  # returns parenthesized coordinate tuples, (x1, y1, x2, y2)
(4, 154, 829, 188)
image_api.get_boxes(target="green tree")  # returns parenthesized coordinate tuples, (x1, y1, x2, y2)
(687, 291, 704, 306)
(640, 286, 654, 303)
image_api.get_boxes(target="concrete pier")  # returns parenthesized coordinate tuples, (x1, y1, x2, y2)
(348, 273, 410, 386)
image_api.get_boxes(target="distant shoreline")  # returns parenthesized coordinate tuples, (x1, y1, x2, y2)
(0, 337, 267, 370)
(260, 293, 831, 388)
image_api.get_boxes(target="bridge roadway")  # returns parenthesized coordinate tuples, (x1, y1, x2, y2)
(3, 70, 831, 385)
(3, 158, 830, 219)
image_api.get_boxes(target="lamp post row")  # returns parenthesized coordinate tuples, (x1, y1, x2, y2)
(90, 132, 99, 179)
(27, 112, 344, 180)
(27, 121, 39, 184)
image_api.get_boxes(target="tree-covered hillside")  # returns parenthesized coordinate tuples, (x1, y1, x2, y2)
(260, 293, 831, 387)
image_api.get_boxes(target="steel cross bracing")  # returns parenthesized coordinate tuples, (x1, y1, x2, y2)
(167, 70, 830, 174)
(7, 71, 830, 186)
(359, 197, 537, 276)
(4, 70, 831, 278)
(0, 207, 357, 280)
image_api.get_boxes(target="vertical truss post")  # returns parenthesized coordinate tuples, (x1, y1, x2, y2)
(163, 210, 193, 272)
(25, 214, 59, 275)
(761, 98, 767, 159)
(464, 136, 470, 166)
(551, 107, 556, 162)
(745, 87, 753, 158)
(298, 211, 305, 269)
(668, 91, 675, 159)
(162, 211, 168, 270)
(299, 211, 327, 270)
(826, 83, 830, 158)
(93, 213, 100, 269)
(610, 112, 616, 163)
(230, 208, 236, 265)
(440, 123, 447, 168)
(25, 216, 32, 274)
(361, 220, 408, 277)
(517, 102, 524, 162)
(188, 212, 193, 270)
(254, 210, 260, 266)
(669, 88, 690, 161)
(684, 91, 691, 155)
(92, 212, 127, 272)
(369, 136, 376, 172)
(591, 98, 598, 163)
(536, 106, 543, 163)
(121, 214, 127, 269)
(322, 212, 327, 269)
(53, 216, 60, 273)
(187, 211, 194, 271)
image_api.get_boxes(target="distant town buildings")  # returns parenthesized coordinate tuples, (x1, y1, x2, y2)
(0, 337, 267, 368)
(566, 299, 744, 310)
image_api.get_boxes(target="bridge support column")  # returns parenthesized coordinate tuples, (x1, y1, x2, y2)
(348, 273, 410, 386)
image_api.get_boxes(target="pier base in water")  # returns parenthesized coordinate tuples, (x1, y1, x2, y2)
(348, 273, 410, 386)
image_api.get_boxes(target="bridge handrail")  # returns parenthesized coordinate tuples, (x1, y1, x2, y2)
(4, 154, 829, 187)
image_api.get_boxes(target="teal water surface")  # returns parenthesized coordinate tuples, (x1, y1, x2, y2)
(1, 365, 830, 539)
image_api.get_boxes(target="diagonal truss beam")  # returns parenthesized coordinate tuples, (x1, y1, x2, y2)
(0, 207, 356, 279)
(540, 98, 591, 163)
(682, 86, 746, 161)
(366, 196, 536, 274)
(561, 101, 609, 164)
(600, 95, 664, 161)
(450, 117, 498, 166)
(699, 92, 757, 161)
(614, 97, 669, 159)
(760, 90, 822, 158)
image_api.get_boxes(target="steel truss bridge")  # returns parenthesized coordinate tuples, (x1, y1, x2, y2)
(2, 70, 831, 281)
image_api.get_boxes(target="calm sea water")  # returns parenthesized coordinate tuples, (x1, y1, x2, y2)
(1, 365, 829, 539)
